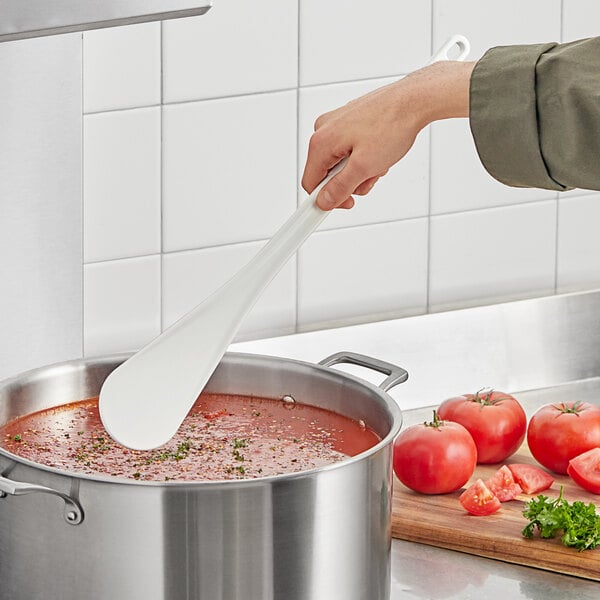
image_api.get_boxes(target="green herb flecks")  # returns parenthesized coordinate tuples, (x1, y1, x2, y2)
(172, 440, 191, 461)
(92, 435, 109, 452)
(522, 486, 600, 551)
(232, 438, 248, 462)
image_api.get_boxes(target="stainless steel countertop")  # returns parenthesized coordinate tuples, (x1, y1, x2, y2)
(232, 290, 600, 599)
(391, 537, 599, 600)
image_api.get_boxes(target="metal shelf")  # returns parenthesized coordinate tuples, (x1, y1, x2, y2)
(0, 0, 212, 42)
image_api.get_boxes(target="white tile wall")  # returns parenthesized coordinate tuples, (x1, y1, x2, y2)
(163, 91, 297, 252)
(298, 219, 428, 330)
(83, 22, 161, 113)
(79, 0, 600, 355)
(429, 201, 557, 311)
(563, 0, 600, 41)
(84, 255, 161, 356)
(84, 107, 161, 262)
(163, 0, 298, 102)
(557, 194, 600, 292)
(163, 242, 296, 340)
(299, 0, 431, 86)
(433, 0, 562, 61)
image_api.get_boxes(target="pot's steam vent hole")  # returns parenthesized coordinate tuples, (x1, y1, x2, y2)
(1, 393, 380, 482)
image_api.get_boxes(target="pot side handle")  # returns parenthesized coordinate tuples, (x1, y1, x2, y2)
(0, 474, 84, 525)
(318, 352, 408, 392)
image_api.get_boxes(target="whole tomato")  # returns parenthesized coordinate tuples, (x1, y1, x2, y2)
(393, 410, 477, 494)
(527, 401, 600, 474)
(437, 389, 526, 464)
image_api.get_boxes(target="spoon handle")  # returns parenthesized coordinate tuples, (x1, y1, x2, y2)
(222, 159, 346, 311)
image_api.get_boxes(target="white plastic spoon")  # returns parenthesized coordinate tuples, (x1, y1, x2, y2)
(100, 161, 344, 450)
(99, 35, 471, 450)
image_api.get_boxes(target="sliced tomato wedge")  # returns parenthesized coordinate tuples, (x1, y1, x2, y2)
(485, 465, 522, 502)
(567, 447, 600, 494)
(507, 463, 554, 494)
(460, 479, 502, 516)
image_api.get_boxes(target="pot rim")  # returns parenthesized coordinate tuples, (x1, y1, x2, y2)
(0, 352, 403, 488)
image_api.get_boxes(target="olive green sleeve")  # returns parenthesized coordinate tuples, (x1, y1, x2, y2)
(469, 37, 600, 191)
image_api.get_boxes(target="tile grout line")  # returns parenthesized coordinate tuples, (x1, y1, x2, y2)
(554, 195, 560, 294)
(84, 102, 162, 117)
(81, 32, 86, 358)
(85, 192, 572, 265)
(82, 74, 414, 118)
(84, 195, 571, 268)
(160, 20, 165, 333)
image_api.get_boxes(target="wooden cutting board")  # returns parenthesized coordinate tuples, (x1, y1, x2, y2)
(391, 444, 600, 581)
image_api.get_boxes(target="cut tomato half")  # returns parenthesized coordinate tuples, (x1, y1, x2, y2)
(507, 463, 554, 494)
(485, 465, 522, 502)
(460, 479, 502, 516)
(567, 447, 600, 494)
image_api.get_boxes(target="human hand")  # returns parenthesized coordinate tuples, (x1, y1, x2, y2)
(301, 60, 475, 210)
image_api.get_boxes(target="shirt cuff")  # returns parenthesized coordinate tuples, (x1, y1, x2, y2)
(469, 42, 569, 191)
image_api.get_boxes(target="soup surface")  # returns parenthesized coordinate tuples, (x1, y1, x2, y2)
(0, 394, 380, 481)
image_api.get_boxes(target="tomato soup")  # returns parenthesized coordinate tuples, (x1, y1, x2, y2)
(0, 394, 380, 482)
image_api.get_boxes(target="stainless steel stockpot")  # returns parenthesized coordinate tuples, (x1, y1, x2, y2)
(0, 351, 406, 600)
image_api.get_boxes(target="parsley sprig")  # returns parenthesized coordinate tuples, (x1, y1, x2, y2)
(522, 486, 600, 551)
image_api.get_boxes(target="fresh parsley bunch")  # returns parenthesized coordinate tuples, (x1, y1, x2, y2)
(522, 486, 600, 551)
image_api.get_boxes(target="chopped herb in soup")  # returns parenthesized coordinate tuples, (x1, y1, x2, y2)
(0, 394, 380, 481)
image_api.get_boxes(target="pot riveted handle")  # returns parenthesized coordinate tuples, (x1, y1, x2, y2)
(318, 352, 408, 392)
(0, 474, 84, 525)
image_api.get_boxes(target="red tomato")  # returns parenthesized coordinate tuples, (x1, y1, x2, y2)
(527, 401, 600, 474)
(485, 465, 522, 502)
(567, 448, 600, 494)
(393, 411, 477, 494)
(507, 463, 554, 494)
(437, 389, 526, 463)
(460, 479, 502, 516)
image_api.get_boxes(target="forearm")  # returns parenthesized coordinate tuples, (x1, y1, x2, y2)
(409, 59, 475, 127)
(302, 60, 475, 210)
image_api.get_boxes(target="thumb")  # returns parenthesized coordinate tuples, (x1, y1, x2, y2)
(316, 155, 370, 210)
